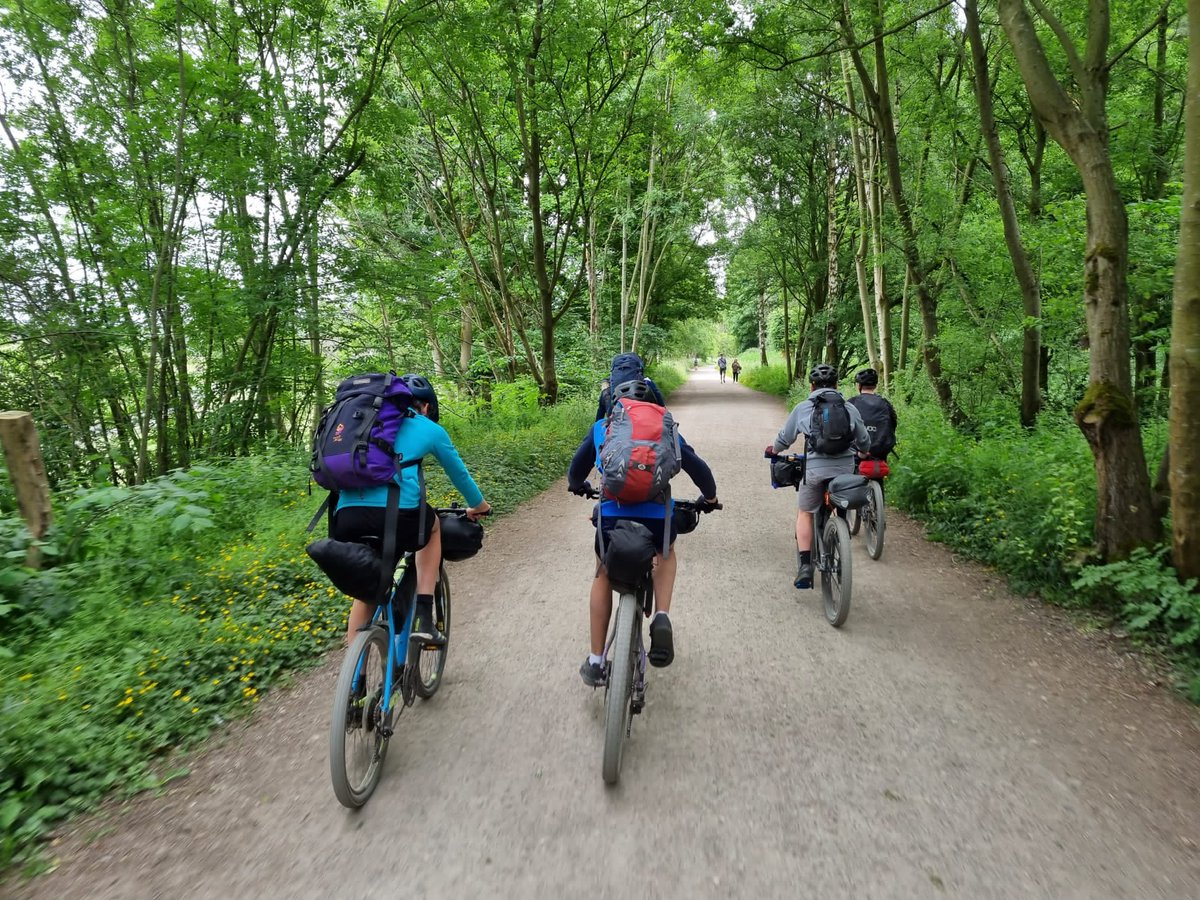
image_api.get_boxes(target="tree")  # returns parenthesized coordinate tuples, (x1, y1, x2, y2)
(997, 0, 1161, 558)
(1169, 0, 1199, 578)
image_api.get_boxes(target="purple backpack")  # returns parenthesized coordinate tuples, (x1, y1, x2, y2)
(310, 372, 415, 491)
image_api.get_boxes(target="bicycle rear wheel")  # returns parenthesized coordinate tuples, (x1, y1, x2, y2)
(864, 481, 886, 560)
(602, 593, 638, 785)
(414, 566, 451, 699)
(329, 625, 391, 808)
(821, 515, 853, 627)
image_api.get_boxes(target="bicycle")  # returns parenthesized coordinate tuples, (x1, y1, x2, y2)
(574, 486, 720, 784)
(767, 453, 869, 628)
(328, 506, 483, 808)
(846, 458, 888, 560)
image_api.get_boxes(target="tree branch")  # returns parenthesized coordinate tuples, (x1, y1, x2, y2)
(1027, 0, 1087, 86)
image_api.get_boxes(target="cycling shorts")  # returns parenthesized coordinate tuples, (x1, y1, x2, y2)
(331, 503, 436, 563)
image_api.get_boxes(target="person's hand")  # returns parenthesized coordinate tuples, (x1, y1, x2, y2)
(697, 495, 721, 513)
(466, 500, 492, 521)
(764, 445, 778, 458)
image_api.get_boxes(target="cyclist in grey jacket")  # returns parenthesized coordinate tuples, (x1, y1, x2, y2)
(769, 364, 870, 589)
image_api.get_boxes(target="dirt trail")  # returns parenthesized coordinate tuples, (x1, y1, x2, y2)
(17, 370, 1200, 899)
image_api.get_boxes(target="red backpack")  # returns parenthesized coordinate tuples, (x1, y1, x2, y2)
(599, 398, 682, 503)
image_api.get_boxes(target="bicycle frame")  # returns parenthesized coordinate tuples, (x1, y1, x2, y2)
(349, 556, 419, 735)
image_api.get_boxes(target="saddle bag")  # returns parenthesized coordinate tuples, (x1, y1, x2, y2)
(602, 520, 656, 593)
(827, 474, 871, 510)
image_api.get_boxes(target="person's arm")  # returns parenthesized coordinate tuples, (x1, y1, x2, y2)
(678, 434, 717, 501)
(567, 429, 597, 490)
(427, 424, 485, 508)
(772, 402, 809, 454)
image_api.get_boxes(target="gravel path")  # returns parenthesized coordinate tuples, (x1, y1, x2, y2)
(17, 369, 1200, 899)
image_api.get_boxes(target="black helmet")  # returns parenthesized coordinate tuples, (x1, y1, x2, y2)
(809, 364, 838, 387)
(401, 373, 439, 423)
(854, 368, 879, 387)
(611, 379, 654, 403)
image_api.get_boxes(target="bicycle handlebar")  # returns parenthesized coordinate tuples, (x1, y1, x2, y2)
(569, 483, 720, 513)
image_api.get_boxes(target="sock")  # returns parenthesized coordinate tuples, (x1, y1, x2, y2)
(415, 593, 434, 623)
(653, 610, 670, 622)
(588, 653, 605, 667)
(799, 551, 812, 565)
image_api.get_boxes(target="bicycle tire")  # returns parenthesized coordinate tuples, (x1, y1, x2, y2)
(602, 592, 638, 785)
(414, 566, 451, 699)
(821, 515, 852, 628)
(865, 480, 886, 560)
(847, 505, 862, 536)
(329, 625, 391, 808)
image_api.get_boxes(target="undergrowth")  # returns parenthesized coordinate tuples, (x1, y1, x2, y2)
(0, 385, 593, 870)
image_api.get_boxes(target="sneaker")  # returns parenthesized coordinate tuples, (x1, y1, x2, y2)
(648, 613, 674, 668)
(580, 658, 606, 687)
(794, 562, 814, 590)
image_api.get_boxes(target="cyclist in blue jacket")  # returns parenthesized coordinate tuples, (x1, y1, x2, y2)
(568, 380, 719, 686)
(331, 375, 490, 646)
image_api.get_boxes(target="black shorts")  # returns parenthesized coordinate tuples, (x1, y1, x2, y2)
(331, 503, 436, 564)
(591, 511, 677, 556)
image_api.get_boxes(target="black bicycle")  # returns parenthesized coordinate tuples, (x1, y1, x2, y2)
(574, 486, 720, 784)
(767, 453, 869, 628)
(846, 458, 888, 560)
(328, 507, 483, 808)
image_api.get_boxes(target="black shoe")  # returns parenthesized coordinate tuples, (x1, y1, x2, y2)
(580, 658, 606, 687)
(412, 603, 446, 649)
(794, 562, 814, 590)
(649, 613, 674, 668)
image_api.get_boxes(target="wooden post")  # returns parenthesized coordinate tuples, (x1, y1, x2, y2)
(0, 411, 53, 568)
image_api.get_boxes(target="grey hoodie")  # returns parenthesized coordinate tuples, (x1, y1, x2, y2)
(773, 388, 871, 478)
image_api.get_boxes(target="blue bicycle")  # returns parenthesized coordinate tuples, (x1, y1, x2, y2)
(328, 508, 480, 808)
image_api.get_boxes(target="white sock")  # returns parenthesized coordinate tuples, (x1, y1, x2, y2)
(588, 653, 605, 667)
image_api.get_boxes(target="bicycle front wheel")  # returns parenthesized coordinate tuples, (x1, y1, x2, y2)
(329, 625, 391, 808)
(414, 566, 451, 699)
(821, 515, 853, 628)
(865, 481, 886, 560)
(602, 593, 638, 785)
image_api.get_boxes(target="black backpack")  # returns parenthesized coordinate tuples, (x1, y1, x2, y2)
(808, 391, 854, 455)
(849, 393, 896, 459)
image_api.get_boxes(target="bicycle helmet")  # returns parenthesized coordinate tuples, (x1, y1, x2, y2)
(611, 379, 655, 403)
(401, 373, 439, 423)
(854, 368, 879, 387)
(809, 364, 838, 387)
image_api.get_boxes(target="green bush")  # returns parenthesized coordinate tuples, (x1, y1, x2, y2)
(739, 363, 791, 397)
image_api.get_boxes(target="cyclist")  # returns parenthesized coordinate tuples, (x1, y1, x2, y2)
(330, 374, 491, 646)
(847, 368, 898, 463)
(568, 380, 719, 686)
(766, 364, 870, 589)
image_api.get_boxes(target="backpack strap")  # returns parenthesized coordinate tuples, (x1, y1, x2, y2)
(377, 482, 400, 603)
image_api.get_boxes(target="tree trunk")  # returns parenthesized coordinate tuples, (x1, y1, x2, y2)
(1169, 0, 1200, 579)
(868, 136, 892, 386)
(758, 287, 768, 365)
(998, 0, 1159, 558)
(843, 54, 878, 372)
(965, 0, 1042, 427)
(824, 145, 841, 366)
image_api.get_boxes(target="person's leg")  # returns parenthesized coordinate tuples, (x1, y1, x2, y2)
(795, 509, 814, 555)
(649, 522, 678, 666)
(345, 599, 373, 645)
(413, 512, 444, 643)
(792, 479, 824, 589)
(651, 545, 677, 615)
(589, 559, 613, 657)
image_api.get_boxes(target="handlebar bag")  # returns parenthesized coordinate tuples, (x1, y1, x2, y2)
(439, 512, 484, 561)
(771, 456, 805, 489)
(827, 474, 871, 510)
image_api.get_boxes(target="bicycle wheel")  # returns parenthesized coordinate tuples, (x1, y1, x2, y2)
(864, 480, 886, 560)
(821, 515, 853, 628)
(602, 593, 638, 785)
(414, 566, 451, 699)
(329, 625, 391, 808)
